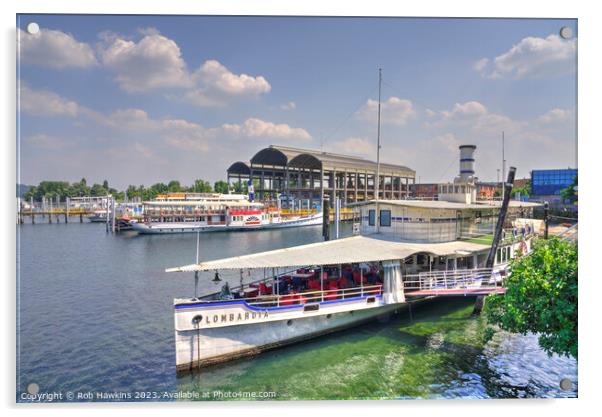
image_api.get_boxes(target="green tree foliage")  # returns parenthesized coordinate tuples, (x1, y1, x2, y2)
(23, 177, 227, 202)
(560, 175, 578, 204)
(191, 179, 213, 193)
(511, 180, 531, 198)
(213, 180, 230, 194)
(168, 180, 183, 192)
(231, 181, 247, 194)
(485, 237, 577, 358)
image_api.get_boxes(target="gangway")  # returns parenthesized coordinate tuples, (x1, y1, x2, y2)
(403, 267, 506, 298)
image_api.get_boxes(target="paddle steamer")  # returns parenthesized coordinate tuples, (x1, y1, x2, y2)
(167, 145, 542, 372)
(130, 192, 322, 234)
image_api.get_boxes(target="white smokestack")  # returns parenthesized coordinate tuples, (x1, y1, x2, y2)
(458, 145, 476, 183)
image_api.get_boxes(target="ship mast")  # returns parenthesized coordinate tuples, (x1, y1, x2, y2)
(375, 68, 382, 233)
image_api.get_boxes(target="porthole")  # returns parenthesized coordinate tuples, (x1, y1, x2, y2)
(326, 314, 332, 319)
(287, 320, 293, 326)
(191, 315, 203, 326)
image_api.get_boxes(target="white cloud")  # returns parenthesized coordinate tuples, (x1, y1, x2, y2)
(100, 32, 192, 92)
(281, 101, 297, 111)
(441, 101, 488, 119)
(98, 30, 272, 105)
(323, 137, 375, 158)
(183, 60, 272, 107)
(473, 58, 489, 74)
(23, 134, 70, 150)
(219, 118, 311, 142)
(194, 60, 271, 96)
(476, 34, 576, 79)
(103, 108, 212, 151)
(427, 100, 525, 138)
(18, 28, 97, 69)
(20, 85, 80, 117)
(538, 108, 574, 124)
(357, 97, 416, 125)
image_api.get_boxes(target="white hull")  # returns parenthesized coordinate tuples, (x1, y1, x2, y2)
(174, 295, 401, 372)
(132, 213, 323, 234)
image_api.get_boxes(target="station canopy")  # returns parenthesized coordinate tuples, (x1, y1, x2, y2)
(247, 145, 415, 177)
(166, 235, 489, 272)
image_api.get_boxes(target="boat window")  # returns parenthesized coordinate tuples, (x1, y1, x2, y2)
(496, 249, 501, 263)
(380, 210, 391, 227)
(368, 209, 375, 226)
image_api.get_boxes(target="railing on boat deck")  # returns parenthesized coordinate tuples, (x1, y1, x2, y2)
(234, 284, 384, 308)
(402, 268, 498, 295)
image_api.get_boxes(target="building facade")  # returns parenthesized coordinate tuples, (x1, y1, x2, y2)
(531, 169, 577, 197)
(227, 145, 416, 207)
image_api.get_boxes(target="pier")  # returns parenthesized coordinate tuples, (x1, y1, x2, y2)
(16, 195, 127, 233)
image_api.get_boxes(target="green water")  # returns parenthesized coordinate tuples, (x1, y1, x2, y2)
(176, 298, 577, 400)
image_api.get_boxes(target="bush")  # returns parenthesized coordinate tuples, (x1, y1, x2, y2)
(485, 237, 577, 358)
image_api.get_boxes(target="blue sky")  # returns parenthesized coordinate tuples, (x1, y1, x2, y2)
(17, 15, 577, 188)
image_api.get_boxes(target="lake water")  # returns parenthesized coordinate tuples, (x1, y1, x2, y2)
(16, 221, 577, 401)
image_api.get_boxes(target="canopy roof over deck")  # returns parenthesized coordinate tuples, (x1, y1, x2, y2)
(166, 235, 489, 272)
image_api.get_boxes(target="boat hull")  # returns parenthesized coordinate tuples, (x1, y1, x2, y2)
(174, 299, 402, 373)
(132, 214, 323, 234)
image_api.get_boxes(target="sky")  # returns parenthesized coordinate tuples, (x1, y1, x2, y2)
(16, 15, 577, 189)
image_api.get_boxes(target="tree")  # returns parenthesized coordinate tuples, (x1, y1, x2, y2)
(90, 183, 108, 196)
(214, 180, 230, 194)
(511, 180, 531, 199)
(191, 179, 212, 193)
(168, 180, 182, 193)
(231, 181, 246, 194)
(485, 237, 577, 358)
(560, 175, 578, 204)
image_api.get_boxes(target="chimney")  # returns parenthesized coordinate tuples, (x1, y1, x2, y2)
(458, 145, 476, 183)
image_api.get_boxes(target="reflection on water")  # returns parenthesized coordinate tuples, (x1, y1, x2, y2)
(17, 222, 576, 401)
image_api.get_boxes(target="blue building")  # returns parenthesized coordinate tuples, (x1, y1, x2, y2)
(531, 168, 577, 196)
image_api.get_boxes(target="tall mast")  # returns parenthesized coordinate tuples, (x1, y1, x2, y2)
(502, 131, 506, 200)
(375, 68, 382, 233)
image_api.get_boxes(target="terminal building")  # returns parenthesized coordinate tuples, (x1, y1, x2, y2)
(227, 145, 416, 207)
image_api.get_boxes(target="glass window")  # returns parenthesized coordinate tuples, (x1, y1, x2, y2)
(380, 210, 391, 227)
(368, 209, 375, 226)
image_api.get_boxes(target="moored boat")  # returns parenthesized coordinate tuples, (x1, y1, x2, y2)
(166, 152, 542, 372)
(130, 193, 322, 234)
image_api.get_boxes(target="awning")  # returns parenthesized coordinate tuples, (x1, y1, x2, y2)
(166, 235, 489, 272)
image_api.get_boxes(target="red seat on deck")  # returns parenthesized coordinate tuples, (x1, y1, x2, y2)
(280, 294, 295, 306)
(337, 276, 349, 289)
(308, 279, 321, 290)
(258, 282, 272, 295)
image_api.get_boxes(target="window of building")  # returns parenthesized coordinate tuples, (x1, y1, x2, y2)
(368, 209, 375, 226)
(380, 210, 391, 227)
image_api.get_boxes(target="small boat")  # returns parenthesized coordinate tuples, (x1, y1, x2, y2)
(130, 193, 322, 234)
(87, 209, 108, 222)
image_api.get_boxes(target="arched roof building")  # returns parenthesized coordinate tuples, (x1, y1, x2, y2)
(227, 145, 416, 208)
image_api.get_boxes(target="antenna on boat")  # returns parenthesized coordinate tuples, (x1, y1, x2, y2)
(375, 68, 382, 233)
(194, 229, 200, 298)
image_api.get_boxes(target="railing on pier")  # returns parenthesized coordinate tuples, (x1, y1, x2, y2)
(402, 267, 504, 297)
